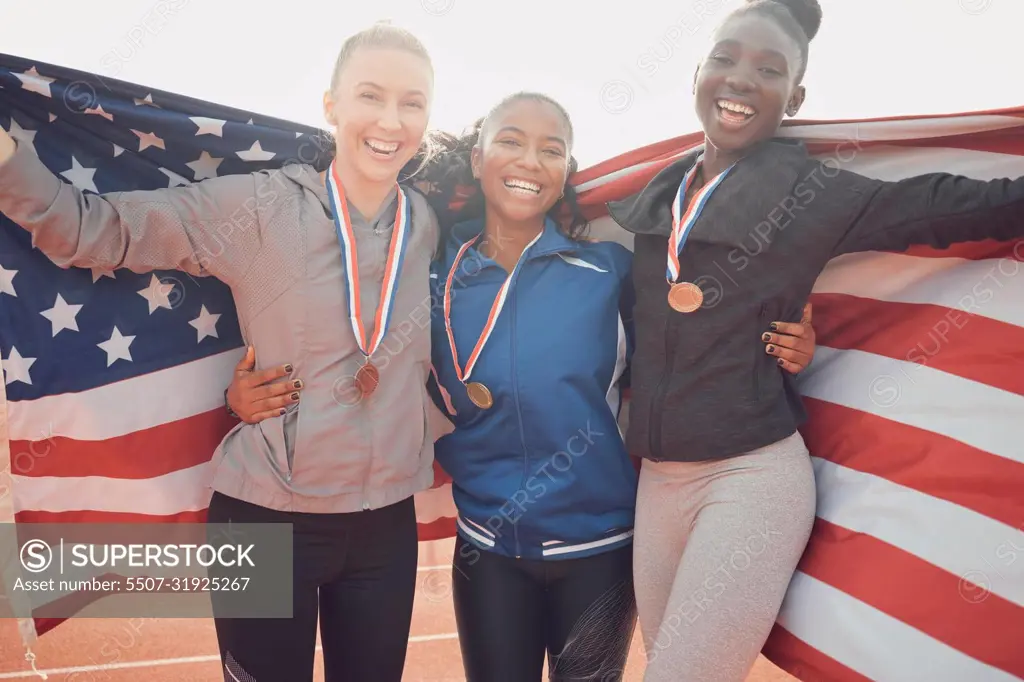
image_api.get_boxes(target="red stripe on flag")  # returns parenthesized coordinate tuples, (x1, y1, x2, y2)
(797, 518, 1024, 679)
(763, 623, 875, 682)
(10, 409, 236, 479)
(898, 238, 1024, 261)
(14, 509, 210, 524)
(417, 516, 457, 542)
(809, 293, 1024, 398)
(800, 399, 1024, 528)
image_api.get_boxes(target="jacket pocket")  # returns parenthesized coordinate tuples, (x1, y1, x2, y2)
(282, 404, 299, 478)
(256, 404, 300, 481)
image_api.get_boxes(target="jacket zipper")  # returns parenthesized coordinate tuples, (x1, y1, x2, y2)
(510, 267, 528, 559)
(755, 302, 768, 400)
(649, 310, 676, 460)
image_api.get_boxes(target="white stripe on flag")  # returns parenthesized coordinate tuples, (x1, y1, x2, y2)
(413, 482, 456, 525)
(6, 349, 242, 442)
(815, 144, 1024, 181)
(777, 572, 1022, 682)
(780, 115, 1024, 143)
(12, 463, 212, 515)
(799, 347, 1024, 466)
(812, 457, 1024, 607)
(814, 251, 1024, 328)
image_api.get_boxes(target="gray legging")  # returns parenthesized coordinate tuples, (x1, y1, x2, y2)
(632, 431, 817, 682)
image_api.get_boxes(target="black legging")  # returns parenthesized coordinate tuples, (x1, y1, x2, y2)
(206, 491, 418, 682)
(452, 535, 637, 682)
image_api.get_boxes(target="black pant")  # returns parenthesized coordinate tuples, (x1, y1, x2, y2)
(452, 536, 637, 682)
(206, 491, 418, 682)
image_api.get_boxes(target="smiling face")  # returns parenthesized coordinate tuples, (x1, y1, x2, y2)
(323, 45, 433, 186)
(694, 13, 805, 153)
(470, 98, 572, 225)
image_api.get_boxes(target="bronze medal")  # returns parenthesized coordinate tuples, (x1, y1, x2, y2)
(667, 282, 703, 313)
(354, 360, 380, 398)
(466, 382, 493, 409)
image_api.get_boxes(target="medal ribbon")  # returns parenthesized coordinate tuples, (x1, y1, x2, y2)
(443, 231, 543, 384)
(666, 153, 735, 284)
(325, 160, 412, 360)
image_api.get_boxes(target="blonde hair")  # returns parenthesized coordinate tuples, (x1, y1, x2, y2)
(330, 20, 434, 92)
(322, 21, 451, 184)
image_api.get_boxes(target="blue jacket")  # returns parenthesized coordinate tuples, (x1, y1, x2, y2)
(428, 217, 638, 561)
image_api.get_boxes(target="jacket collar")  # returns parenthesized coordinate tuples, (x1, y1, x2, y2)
(605, 137, 809, 237)
(448, 215, 579, 266)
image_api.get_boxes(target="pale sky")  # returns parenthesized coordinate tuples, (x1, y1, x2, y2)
(3, 0, 1022, 168)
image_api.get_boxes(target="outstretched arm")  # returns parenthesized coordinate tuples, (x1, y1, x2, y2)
(831, 168, 1024, 257)
(0, 128, 263, 284)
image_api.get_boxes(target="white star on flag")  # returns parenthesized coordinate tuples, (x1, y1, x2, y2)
(187, 151, 223, 180)
(189, 305, 222, 342)
(137, 274, 176, 313)
(3, 347, 36, 386)
(98, 327, 134, 367)
(132, 129, 166, 152)
(91, 268, 116, 283)
(40, 294, 83, 337)
(85, 104, 114, 121)
(6, 119, 37, 153)
(159, 167, 190, 187)
(190, 116, 226, 137)
(134, 94, 159, 107)
(0, 265, 17, 297)
(112, 144, 125, 157)
(237, 140, 275, 162)
(60, 157, 99, 193)
(15, 67, 54, 98)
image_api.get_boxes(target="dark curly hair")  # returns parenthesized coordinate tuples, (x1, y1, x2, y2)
(414, 92, 590, 243)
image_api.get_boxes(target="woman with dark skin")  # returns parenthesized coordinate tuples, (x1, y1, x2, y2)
(608, 1, 1024, 680)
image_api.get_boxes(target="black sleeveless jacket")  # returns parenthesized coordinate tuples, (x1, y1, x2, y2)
(606, 137, 1024, 462)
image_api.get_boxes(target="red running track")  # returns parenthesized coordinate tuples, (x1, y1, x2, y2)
(0, 539, 798, 681)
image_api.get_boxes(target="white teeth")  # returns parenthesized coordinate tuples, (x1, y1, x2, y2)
(717, 100, 756, 115)
(504, 179, 541, 194)
(366, 139, 399, 154)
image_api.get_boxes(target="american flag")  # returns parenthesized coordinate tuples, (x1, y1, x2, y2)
(1, 55, 1022, 680)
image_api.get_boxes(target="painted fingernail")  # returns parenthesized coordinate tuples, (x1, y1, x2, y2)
(284, 364, 294, 373)
(769, 323, 778, 331)
(762, 333, 771, 342)
(766, 345, 775, 354)
(777, 358, 785, 366)
(291, 392, 300, 401)
(279, 408, 286, 415)
(293, 380, 303, 389)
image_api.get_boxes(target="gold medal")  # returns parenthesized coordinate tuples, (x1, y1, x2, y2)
(466, 382, 493, 409)
(667, 282, 703, 313)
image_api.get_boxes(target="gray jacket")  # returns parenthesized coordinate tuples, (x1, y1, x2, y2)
(0, 140, 449, 513)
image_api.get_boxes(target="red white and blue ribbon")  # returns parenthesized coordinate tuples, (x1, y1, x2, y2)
(443, 230, 543, 384)
(666, 153, 735, 283)
(325, 160, 412, 360)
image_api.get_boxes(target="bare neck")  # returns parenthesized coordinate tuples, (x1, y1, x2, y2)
(701, 136, 748, 181)
(321, 156, 395, 220)
(479, 205, 545, 273)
